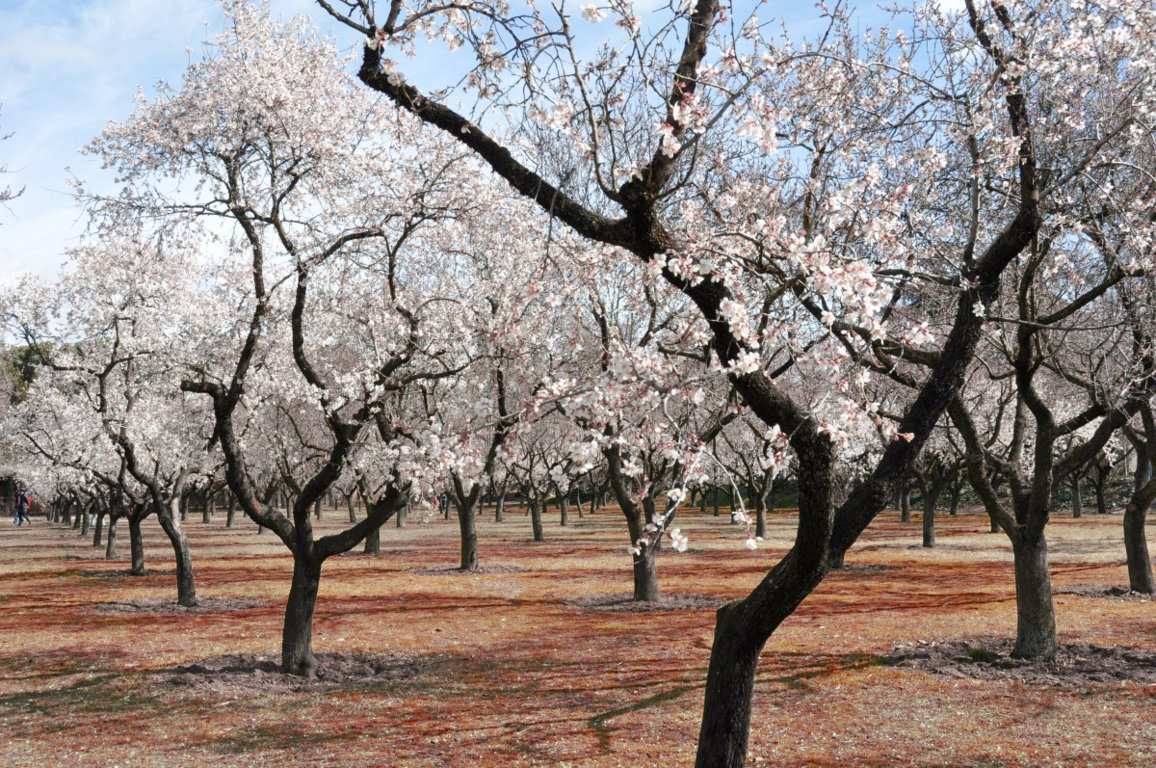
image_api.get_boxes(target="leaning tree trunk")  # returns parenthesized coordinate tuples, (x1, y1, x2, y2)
(156, 508, 197, 607)
(1123, 498, 1154, 593)
(128, 516, 145, 575)
(529, 499, 544, 542)
(282, 550, 322, 676)
(1010, 533, 1057, 659)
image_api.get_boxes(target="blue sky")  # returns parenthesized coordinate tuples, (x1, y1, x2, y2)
(0, 0, 958, 285)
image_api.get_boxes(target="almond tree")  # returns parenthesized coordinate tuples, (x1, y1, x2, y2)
(314, 0, 1156, 761)
(87, 1, 545, 674)
(4, 237, 213, 604)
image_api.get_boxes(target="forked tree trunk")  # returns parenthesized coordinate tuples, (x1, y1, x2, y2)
(129, 516, 145, 575)
(632, 546, 660, 601)
(529, 500, 544, 542)
(1010, 534, 1057, 659)
(1123, 499, 1154, 593)
(282, 552, 322, 676)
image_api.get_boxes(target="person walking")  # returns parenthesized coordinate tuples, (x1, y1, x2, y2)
(14, 491, 30, 526)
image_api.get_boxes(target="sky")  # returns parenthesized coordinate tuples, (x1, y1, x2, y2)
(0, 0, 959, 286)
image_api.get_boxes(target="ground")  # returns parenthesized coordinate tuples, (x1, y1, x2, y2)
(0, 505, 1153, 766)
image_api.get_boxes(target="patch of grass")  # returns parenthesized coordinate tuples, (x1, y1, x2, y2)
(966, 647, 1001, 663)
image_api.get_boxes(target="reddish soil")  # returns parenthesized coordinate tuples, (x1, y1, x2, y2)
(0, 506, 1153, 766)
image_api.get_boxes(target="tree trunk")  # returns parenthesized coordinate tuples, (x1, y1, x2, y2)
(695, 602, 766, 768)
(346, 494, 357, 523)
(1123, 499, 1154, 593)
(156, 508, 197, 607)
(495, 490, 506, 522)
(129, 516, 145, 575)
(1094, 469, 1108, 515)
(922, 492, 936, 548)
(314, 497, 323, 520)
(949, 476, 962, 517)
(755, 490, 769, 540)
(899, 486, 911, 523)
(92, 512, 104, 547)
(363, 523, 380, 555)
(202, 494, 212, 524)
(226, 495, 236, 528)
(281, 552, 322, 676)
(104, 517, 118, 559)
(1010, 534, 1057, 659)
(530, 500, 544, 542)
(179, 494, 189, 522)
(1070, 475, 1083, 518)
(632, 546, 660, 601)
(457, 502, 478, 571)
(396, 500, 407, 528)
(560, 496, 569, 526)
(80, 507, 89, 535)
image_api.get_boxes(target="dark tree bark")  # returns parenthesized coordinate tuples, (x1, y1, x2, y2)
(104, 516, 118, 559)
(282, 550, 322, 677)
(363, 523, 380, 555)
(529, 499, 544, 542)
(1010, 534, 1056, 658)
(922, 495, 936, 549)
(129, 516, 144, 575)
(1070, 474, 1083, 518)
(92, 510, 104, 547)
(1123, 498, 1154, 593)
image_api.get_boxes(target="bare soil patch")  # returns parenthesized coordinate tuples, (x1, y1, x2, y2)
(96, 596, 267, 614)
(158, 652, 431, 694)
(887, 638, 1156, 686)
(1055, 583, 1156, 601)
(565, 593, 726, 612)
(406, 564, 530, 575)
